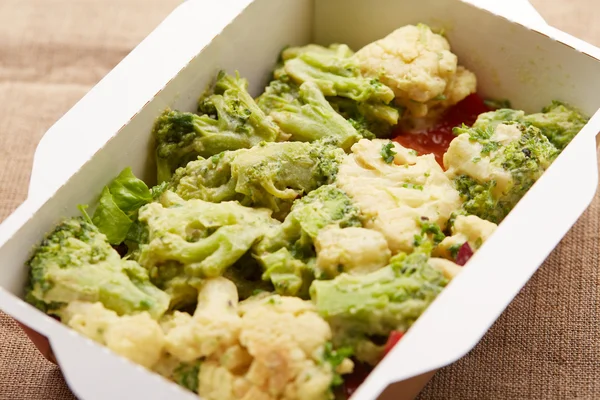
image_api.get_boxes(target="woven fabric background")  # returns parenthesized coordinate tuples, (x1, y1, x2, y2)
(0, 1, 599, 399)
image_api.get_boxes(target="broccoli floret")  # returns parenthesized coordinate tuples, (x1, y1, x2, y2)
(278, 44, 395, 104)
(329, 96, 401, 139)
(257, 78, 361, 150)
(472, 109, 526, 131)
(447, 122, 558, 223)
(170, 141, 346, 219)
(222, 253, 275, 300)
(253, 185, 361, 297)
(310, 245, 448, 365)
(524, 100, 588, 150)
(153, 71, 284, 183)
(25, 217, 170, 319)
(148, 261, 202, 311)
(138, 191, 275, 285)
(472, 101, 589, 151)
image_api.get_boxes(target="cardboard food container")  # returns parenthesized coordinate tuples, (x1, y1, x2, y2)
(3, 0, 600, 399)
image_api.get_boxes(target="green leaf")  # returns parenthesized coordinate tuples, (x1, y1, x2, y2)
(107, 167, 152, 214)
(92, 187, 133, 244)
(77, 204, 93, 224)
(126, 219, 149, 244)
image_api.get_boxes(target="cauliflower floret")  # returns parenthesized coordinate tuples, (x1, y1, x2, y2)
(315, 226, 391, 277)
(336, 139, 462, 253)
(427, 257, 462, 279)
(196, 294, 352, 400)
(62, 301, 165, 369)
(354, 24, 476, 117)
(434, 215, 497, 260)
(162, 277, 242, 363)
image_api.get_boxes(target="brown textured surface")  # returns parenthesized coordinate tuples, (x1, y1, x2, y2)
(0, 1, 599, 399)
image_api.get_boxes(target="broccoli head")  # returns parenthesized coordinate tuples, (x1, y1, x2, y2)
(256, 78, 361, 150)
(170, 141, 346, 219)
(277, 44, 395, 104)
(446, 121, 558, 223)
(25, 217, 170, 319)
(473, 101, 588, 152)
(328, 96, 402, 139)
(523, 100, 588, 150)
(153, 71, 284, 183)
(253, 184, 362, 297)
(310, 245, 449, 365)
(137, 191, 275, 283)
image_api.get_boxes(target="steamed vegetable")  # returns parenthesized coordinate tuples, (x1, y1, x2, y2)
(277, 44, 394, 104)
(257, 78, 361, 150)
(170, 141, 345, 219)
(25, 217, 170, 318)
(310, 244, 449, 365)
(446, 119, 558, 223)
(137, 191, 274, 284)
(252, 184, 362, 297)
(153, 71, 285, 183)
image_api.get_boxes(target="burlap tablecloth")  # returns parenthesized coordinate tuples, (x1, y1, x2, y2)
(1, 0, 599, 399)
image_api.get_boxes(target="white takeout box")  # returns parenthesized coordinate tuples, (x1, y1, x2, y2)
(2, 0, 600, 399)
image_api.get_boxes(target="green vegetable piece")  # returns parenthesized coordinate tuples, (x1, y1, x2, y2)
(223, 253, 275, 301)
(107, 167, 153, 213)
(483, 98, 512, 110)
(451, 123, 558, 223)
(253, 185, 361, 297)
(153, 71, 284, 183)
(472, 101, 589, 151)
(310, 246, 448, 365)
(257, 78, 361, 151)
(86, 168, 158, 245)
(25, 217, 170, 318)
(524, 100, 589, 150)
(323, 342, 354, 387)
(329, 96, 401, 139)
(170, 141, 346, 219)
(92, 186, 133, 245)
(279, 44, 394, 104)
(380, 142, 397, 163)
(173, 361, 201, 393)
(138, 191, 274, 281)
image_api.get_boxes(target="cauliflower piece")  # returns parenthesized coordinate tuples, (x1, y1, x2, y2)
(315, 226, 391, 277)
(434, 215, 497, 261)
(198, 294, 349, 400)
(335, 139, 462, 253)
(62, 301, 165, 369)
(354, 24, 476, 117)
(162, 277, 242, 363)
(427, 257, 462, 280)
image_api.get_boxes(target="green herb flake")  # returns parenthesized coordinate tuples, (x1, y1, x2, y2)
(381, 142, 397, 164)
(323, 342, 353, 387)
(448, 243, 462, 259)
